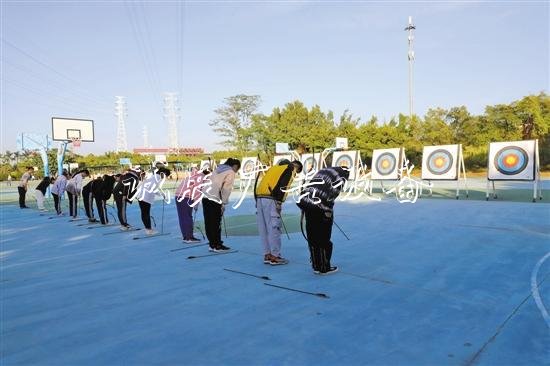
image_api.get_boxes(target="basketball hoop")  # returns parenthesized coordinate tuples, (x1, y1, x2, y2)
(71, 138, 82, 148)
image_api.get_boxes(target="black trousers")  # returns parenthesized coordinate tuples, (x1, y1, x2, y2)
(139, 201, 152, 229)
(304, 209, 334, 272)
(52, 193, 61, 214)
(18, 187, 26, 208)
(83, 190, 94, 219)
(67, 192, 78, 218)
(202, 198, 223, 248)
(114, 193, 129, 227)
(95, 198, 108, 224)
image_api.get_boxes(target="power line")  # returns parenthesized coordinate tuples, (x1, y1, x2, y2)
(2, 58, 111, 110)
(1, 38, 112, 107)
(137, 1, 163, 93)
(2, 77, 111, 115)
(124, 0, 160, 102)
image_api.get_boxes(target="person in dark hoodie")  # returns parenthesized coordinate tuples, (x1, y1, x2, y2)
(95, 174, 118, 225)
(297, 166, 349, 275)
(82, 174, 117, 224)
(202, 158, 240, 252)
(113, 168, 143, 230)
(34, 175, 53, 211)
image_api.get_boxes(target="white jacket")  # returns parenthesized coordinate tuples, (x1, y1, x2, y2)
(136, 172, 165, 204)
(66, 173, 85, 195)
(51, 175, 68, 195)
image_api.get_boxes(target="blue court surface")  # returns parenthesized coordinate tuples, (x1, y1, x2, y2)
(1, 183, 549, 365)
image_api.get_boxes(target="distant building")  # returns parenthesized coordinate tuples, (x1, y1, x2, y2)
(133, 147, 204, 157)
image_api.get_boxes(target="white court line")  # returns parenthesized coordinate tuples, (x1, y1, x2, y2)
(531, 251, 550, 328)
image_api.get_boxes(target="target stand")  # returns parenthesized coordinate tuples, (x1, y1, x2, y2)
(486, 140, 542, 202)
(369, 147, 406, 195)
(421, 144, 468, 199)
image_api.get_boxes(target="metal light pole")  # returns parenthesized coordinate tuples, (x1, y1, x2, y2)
(405, 16, 416, 121)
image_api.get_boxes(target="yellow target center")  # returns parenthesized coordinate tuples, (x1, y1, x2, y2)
(504, 155, 517, 167)
(434, 157, 445, 168)
(381, 160, 390, 169)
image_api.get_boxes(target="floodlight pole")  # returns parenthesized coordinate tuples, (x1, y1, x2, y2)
(405, 16, 416, 122)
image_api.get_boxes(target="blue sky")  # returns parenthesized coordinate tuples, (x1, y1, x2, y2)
(1, 1, 548, 154)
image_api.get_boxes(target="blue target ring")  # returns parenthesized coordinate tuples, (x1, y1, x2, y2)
(375, 152, 396, 176)
(335, 155, 353, 169)
(494, 146, 528, 175)
(427, 149, 453, 175)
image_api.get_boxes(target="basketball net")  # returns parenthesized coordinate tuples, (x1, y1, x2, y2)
(71, 137, 82, 149)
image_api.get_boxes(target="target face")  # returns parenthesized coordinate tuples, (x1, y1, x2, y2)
(494, 147, 528, 175)
(421, 145, 460, 180)
(427, 149, 453, 175)
(335, 155, 353, 169)
(371, 148, 403, 180)
(239, 157, 258, 178)
(303, 157, 317, 174)
(300, 153, 320, 178)
(488, 140, 536, 181)
(272, 154, 292, 167)
(375, 153, 396, 176)
(331, 151, 359, 180)
(243, 160, 255, 173)
(199, 160, 211, 171)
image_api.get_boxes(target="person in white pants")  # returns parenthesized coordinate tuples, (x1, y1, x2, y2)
(34, 176, 52, 211)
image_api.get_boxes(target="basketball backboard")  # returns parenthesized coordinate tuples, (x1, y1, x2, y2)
(52, 117, 95, 142)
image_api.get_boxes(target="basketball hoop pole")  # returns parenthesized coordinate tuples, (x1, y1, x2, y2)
(57, 141, 69, 176)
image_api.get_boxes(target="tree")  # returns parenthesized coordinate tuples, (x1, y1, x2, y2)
(210, 94, 261, 152)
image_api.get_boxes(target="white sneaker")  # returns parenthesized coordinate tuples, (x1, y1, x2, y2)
(120, 225, 130, 231)
(145, 229, 157, 236)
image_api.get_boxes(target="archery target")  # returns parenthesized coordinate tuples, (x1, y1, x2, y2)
(240, 157, 258, 178)
(371, 148, 403, 180)
(273, 154, 293, 167)
(331, 151, 359, 180)
(300, 153, 320, 178)
(421, 144, 459, 180)
(199, 160, 212, 171)
(488, 140, 536, 181)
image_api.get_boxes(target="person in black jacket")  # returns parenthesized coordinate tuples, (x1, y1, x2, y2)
(34, 176, 52, 211)
(113, 169, 143, 230)
(82, 175, 117, 224)
(94, 175, 117, 225)
(297, 166, 349, 275)
(82, 178, 98, 222)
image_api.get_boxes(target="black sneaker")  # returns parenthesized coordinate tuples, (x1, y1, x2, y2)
(315, 266, 338, 275)
(213, 244, 231, 253)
